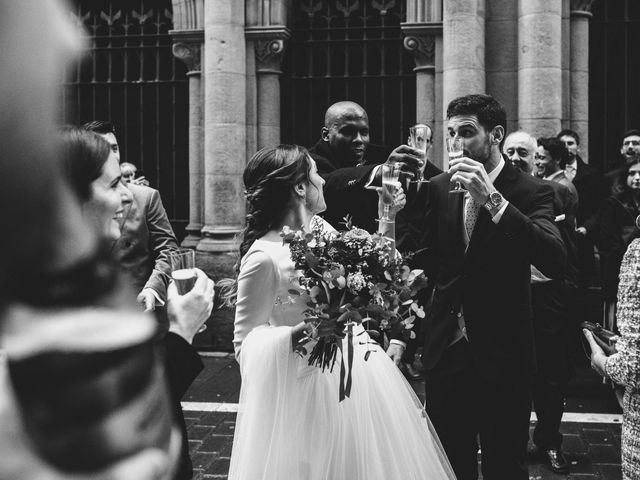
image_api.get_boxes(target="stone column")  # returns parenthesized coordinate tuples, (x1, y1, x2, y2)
(171, 32, 204, 248)
(442, 0, 485, 166)
(518, 0, 563, 136)
(245, 0, 291, 150)
(570, 0, 595, 162)
(245, 27, 290, 149)
(170, 0, 204, 248)
(561, 0, 571, 129)
(402, 0, 442, 168)
(199, 0, 246, 258)
(442, 1, 486, 103)
(486, 0, 518, 133)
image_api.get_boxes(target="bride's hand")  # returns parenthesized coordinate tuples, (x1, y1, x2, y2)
(376, 185, 406, 220)
(307, 318, 339, 339)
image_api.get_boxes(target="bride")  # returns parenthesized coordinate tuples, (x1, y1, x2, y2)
(224, 144, 455, 479)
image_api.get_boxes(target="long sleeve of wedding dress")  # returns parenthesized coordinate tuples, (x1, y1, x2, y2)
(232, 250, 279, 359)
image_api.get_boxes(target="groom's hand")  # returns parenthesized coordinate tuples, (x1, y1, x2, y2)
(386, 343, 405, 366)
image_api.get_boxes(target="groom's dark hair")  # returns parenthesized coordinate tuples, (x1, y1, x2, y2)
(447, 94, 507, 136)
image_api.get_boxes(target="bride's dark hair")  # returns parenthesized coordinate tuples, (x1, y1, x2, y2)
(218, 144, 313, 306)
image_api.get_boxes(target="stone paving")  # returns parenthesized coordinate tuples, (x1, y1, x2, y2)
(183, 355, 623, 480)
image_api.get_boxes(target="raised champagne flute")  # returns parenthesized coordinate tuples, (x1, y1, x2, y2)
(408, 124, 430, 184)
(169, 249, 207, 333)
(381, 162, 401, 221)
(447, 134, 465, 193)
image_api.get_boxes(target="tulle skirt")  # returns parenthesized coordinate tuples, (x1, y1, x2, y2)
(227, 324, 456, 480)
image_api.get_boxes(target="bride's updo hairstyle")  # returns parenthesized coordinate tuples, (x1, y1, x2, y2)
(218, 144, 312, 306)
(240, 144, 312, 258)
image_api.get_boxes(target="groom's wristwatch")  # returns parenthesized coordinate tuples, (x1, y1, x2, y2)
(484, 191, 505, 215)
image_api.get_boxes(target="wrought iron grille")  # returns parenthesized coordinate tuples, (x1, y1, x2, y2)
(281, 0, 416, 149)
(590, 0, 640, 172)
(63, 0, 189, 239)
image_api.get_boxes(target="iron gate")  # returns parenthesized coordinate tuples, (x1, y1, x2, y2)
(590, 0, 640, 172)
(63, 0, 189, 239)
(281, 0, 416, 149)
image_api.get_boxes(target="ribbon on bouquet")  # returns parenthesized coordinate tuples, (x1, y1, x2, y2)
(339, 323, 354, 402)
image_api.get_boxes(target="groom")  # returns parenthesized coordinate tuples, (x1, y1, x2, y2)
(388, 94, 566, 479)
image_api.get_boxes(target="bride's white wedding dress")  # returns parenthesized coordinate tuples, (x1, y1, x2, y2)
(228, 224, 456, 480)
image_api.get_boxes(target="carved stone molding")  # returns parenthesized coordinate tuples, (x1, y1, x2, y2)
(170, 30, 204, 73)
(401, 22, 442, 72)
(245, 26, 291, 74)
(404, 35, 436, 71)
(570, 0, 595, 17)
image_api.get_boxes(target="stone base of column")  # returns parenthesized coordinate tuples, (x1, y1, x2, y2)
(197, 227, 242, 253)
(180, 223, 203, 248)
(192, 230, 242, 353)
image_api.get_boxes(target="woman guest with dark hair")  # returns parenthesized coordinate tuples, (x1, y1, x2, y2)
(585, 238, 640, 480)
(59, 126, 129, 242)
(56, 127, 214, 480)
(598, 158, 640, 330)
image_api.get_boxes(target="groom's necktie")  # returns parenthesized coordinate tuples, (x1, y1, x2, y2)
(464, 193, 482, 241)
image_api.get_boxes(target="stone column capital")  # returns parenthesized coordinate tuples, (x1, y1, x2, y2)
(245, 26, 291, 74)
(570, 0, 595, 17)
(170, 29, 204, 73)
(401, 23, 442, 72)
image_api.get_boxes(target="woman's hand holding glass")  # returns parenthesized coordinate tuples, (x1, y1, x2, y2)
(408, 124, 431, 184)
(377, 162, 405, 221)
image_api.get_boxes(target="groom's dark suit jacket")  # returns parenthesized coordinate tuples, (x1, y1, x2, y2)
(421, 161, 566, 382)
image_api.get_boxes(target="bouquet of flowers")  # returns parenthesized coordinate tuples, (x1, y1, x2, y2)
(281, 216, 428, 400)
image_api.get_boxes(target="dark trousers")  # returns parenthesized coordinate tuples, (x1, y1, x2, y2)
(532, 374, 566, 450)
(531, 281, 572, 450)
(425, 339, 532, 480)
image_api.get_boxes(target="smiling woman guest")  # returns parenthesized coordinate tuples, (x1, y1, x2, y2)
(59, 126, 128, 242)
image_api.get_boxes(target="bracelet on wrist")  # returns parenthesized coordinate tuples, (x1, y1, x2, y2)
(306, 321, 319, 340)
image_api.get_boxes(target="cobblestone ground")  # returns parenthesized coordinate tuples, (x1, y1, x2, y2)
(183, 355, 623, 480)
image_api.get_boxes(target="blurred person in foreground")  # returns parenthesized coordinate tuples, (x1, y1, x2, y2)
(505, 131, 578, 474)
(585, 237, 640, 480)
(0, 1, 204, 479)
(83, 120, 179, 314)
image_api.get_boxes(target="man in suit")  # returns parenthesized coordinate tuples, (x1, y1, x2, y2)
(535, 137, 579, 198)
(83, 120, 179, 313)
(557, 129, 598, 296)
(387, 94, 566, 480)
(309, 101, 424, 232)
(506, 131, 578, 474)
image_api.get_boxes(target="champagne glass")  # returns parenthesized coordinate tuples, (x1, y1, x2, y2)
(447, 135, 465, 193)
(381, 162, 401, 221)
(408, 124, 430, 184)
(169, 249, 207, 333)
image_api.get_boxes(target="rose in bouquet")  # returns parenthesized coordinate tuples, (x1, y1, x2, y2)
(281, 216, 428, 400)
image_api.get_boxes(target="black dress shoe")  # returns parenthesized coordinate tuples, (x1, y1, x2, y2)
(401, 362, 423, 380)
(544, 449, 569, 474)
